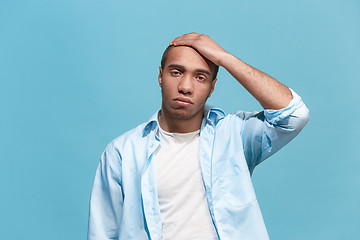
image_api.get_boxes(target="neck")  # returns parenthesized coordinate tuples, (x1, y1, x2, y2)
(158, 107, 204, 133)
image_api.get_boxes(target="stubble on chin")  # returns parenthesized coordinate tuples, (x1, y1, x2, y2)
(166, 108, 193, 121)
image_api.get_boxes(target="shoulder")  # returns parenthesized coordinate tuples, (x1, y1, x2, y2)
(109, 121, 150, 150)
(214, 108, 264, 128)
(107, 111, 159, 151)
(226, 110, 264, 121)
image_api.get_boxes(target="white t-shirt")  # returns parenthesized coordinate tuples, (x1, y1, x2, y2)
(154, 126, 218, 240)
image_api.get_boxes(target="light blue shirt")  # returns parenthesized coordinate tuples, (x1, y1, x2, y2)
(87, 89, 309, 240)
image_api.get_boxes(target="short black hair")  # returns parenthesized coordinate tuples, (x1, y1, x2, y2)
(160, 45, 219, 81)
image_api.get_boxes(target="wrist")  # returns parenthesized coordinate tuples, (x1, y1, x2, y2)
(218, 51, 236, 67)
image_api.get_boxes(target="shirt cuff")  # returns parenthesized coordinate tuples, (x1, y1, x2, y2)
(263, 88, 305, 125)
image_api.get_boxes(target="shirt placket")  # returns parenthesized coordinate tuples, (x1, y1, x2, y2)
(141, 130, 162, 240)
(199, 122, 221, 239)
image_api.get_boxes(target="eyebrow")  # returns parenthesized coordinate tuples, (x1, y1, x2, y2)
(167, 64, 211, 76)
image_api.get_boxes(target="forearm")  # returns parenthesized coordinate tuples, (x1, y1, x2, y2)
(220, 53, 292, 110)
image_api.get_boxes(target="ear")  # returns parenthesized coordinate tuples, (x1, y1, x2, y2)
(158, 66, 163, 87)
(207, 78, 218, 98)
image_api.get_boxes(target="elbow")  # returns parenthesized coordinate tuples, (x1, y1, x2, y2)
(301, 103, 310, 125)
(293, 103, 310, 132)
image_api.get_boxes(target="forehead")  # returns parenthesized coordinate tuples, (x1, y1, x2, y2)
(165, 46, 212, 72)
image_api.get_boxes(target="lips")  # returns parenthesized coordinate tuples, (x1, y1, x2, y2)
(173, 97, 193, 105)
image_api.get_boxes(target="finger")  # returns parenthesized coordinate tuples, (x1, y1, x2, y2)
(171, 39, 194, 46)
(170, 36, 199, 46)
(170, 32, 200, 45)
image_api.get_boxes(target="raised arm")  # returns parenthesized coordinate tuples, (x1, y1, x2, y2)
(170, 32, 292, 109)
(171, 33, 309, 172)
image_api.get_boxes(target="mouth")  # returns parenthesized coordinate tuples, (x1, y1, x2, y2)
(173, 97, 193, 105)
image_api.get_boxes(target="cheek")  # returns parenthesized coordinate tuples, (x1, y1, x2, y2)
(197, 85, 212, 99)
(161, 83, 176, 98)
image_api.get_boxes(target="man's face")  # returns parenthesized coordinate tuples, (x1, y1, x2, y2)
(158, 46, 217, 121)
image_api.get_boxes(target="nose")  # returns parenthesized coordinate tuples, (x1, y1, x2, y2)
(178, 74, 193, 95)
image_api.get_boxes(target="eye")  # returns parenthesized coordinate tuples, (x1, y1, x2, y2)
(170, 70, 181, 76)
(197, 75, 207, 81)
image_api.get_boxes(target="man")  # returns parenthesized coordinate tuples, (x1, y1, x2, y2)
(87, 32, 309, 240)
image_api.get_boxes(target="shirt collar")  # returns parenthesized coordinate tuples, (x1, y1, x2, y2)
(204, 104, 225, 126)
(142, 104, 225, 136)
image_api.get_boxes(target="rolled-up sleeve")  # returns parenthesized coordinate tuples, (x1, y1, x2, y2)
(241, 88, 310, 173)
(87, 143, 123, 240)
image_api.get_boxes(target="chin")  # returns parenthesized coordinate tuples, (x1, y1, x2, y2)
(170, 109, 194, 120)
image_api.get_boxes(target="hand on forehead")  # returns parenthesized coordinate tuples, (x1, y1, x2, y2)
(169, 32, 227, 67)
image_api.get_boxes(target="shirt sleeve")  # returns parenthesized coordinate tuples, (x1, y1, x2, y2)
(240, 88, 310, 174)
(87, 143, 123, 240)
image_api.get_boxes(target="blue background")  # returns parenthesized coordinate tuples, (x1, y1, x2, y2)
(1, 0, 359, 239)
